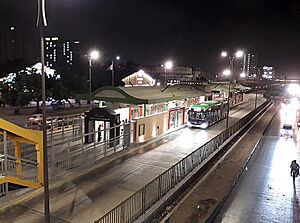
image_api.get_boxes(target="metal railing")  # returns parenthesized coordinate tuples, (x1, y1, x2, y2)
(5, 155, 38, 182)
(0, 182, 8, 197)
(94, 100, 271, 223)
(0, 119, 134, 188)
(47, 122, 134, 179)
(26, 114, 84, 144)
(0, 154, 38, 183)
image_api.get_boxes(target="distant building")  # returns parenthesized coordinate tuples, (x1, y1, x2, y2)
(140, 65, 211, 85)
(141, 65, 192, 85)
(44, 36, 80, 69)
(0, 26, 34, 65)
(45, 36, 59, 68)
(122, 70, 156, 86)
(241, 53, 257, 80)
(261, 66, 276, 79)
(62, 40, 80, 66)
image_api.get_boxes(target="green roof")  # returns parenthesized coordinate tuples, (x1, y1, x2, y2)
(191, 100, 223, 110)
(85, 85, 209, 104)
(76, 83, 248, 105)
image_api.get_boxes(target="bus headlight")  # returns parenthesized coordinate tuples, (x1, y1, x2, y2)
(200, 122, 208, 129)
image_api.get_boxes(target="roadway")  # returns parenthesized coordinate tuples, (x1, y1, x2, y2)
(214, 101, 300, 222)
(0, 94, 265, 223)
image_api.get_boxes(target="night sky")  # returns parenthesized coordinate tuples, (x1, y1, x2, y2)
(1, 0, 300, 77)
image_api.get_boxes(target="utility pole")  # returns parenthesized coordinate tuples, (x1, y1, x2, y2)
(36, 0, 50, 222)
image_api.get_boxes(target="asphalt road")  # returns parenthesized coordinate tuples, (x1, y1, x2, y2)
(0, 95, 265, 223)
(214, 101, 300, 223)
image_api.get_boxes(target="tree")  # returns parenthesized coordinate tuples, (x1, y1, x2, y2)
(1, 67, 65, 114)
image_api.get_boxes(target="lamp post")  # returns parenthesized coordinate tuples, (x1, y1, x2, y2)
(111, 56, 120, 86)
(221, 50, 244, 128)
(88, 50, 99, 96)
(164, 60, 173, 85)
(36, 0, 50, 222)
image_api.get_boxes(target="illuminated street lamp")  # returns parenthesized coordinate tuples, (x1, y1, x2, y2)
(221, 50, 244, 128)
(221, 51, 228, 57)
(240, 72, 246, 78)
(88, 50, 99, 95)
(223, 69, 231, 76)
(164, 60, 173, 85)
(235, 50, 244, 58)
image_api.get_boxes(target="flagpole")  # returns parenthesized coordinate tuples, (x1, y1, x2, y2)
(111, 60, 114, 86)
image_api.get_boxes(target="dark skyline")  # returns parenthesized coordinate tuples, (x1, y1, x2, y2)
(1, 0, 300, 77)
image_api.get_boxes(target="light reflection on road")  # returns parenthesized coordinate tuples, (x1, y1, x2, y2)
(216, 100, 300, 223)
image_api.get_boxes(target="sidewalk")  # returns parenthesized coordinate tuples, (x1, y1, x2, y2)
(166, 103, 278, 223)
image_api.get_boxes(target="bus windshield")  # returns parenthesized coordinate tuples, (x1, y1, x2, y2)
(189, 110, 206, 120)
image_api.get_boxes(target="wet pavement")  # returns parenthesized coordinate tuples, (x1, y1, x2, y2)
(214, 103, 300, 223)
(169, 100, 300, 223)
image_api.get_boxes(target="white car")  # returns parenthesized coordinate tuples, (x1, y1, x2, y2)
(280, 124, 294, 138)
(28, 114, 43, 125)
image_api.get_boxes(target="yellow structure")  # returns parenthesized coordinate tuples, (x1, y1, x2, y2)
(0, 118, 43, 189)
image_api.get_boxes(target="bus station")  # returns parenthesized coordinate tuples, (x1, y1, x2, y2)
(86, 80, 249, 144)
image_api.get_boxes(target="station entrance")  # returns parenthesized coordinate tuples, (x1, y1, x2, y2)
(84, 107, 121, 147)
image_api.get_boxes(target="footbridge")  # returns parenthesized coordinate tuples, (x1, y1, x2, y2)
(0, 118, 43, 196)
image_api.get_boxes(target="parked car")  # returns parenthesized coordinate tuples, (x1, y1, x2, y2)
(28, 114, 43, 125)
(280, 124, 294, 138)
(51, 100, 65, 110)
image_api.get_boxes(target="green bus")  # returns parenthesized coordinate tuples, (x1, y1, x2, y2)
(187, 100, 228, 128)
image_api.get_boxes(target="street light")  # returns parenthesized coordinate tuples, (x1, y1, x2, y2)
(36, 0, 50, 222)
(88, 50, 99, 96)
(235, 50, 244, 58)
(221, 51, 228, 57)
(221, 50, 244, 128)
(240, 72, 246, 78)
(223, 69, 231, 76)
(164, 60, 173, 85)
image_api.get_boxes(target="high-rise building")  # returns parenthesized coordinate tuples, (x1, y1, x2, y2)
(241, 53, 257, 79)
(0, 26, 34, 64)
(44, 37, 80, 69)
(62, 40, 80, 66)
(261, 66, 276, 79)
(45, 36, 60, 68)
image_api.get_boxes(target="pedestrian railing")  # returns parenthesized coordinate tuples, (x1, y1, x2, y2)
(0, 155, 38, 183)
(94, 100, 272, 223)
(47, 122, 133, 179)
(0, 182, 8, 197)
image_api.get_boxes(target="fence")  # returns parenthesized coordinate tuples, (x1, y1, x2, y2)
(0, 116, 134, 192)
(0, 133, 39, 197)
(47, 121, 134, 179)
(26, 114, 84, 145)
(5, 155, 38, 182)
(94, 100, 272, 223)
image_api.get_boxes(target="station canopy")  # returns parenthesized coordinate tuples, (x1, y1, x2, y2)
(79, 83, 249, 105)
(207, 82, 251, 93)
(91, 85, 208, 105)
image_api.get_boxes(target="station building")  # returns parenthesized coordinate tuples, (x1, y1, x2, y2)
(82, 70, 249, 144)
